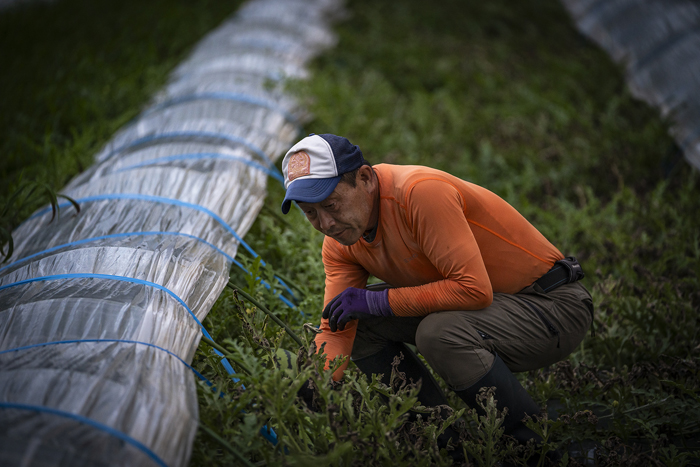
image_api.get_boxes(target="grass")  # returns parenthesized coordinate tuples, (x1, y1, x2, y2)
(1, 0, 698, 465)
(0, 0, 242, 230)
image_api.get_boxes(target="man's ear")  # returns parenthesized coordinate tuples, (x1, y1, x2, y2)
(357, 165, 374, 185)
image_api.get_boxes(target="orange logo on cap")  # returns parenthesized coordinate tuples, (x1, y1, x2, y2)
(288, 151, 311, 181)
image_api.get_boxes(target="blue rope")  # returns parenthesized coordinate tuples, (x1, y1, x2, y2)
(0, 231, 296, 309)
(29, 194, 255, 260)
(227, 38, 298, 54)
(0, 338, 280, 446)
(0, 402, 169, 467)
(99, 131, 280, 175)
(177, 64, 285, 81)
(258, 425, 279, 446)
(24, 194, 298, 302)
(0, 274, 203, 329)
(110, 152, 284, 184)
(141, 92, 298, 127)
(0, 273, 237, 378)
(0, 231, 242, 276)
(7, 197, 302, 447)
(0, 338, 210, 384)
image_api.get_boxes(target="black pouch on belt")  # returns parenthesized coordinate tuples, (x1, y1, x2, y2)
(535, 256, 585, 293)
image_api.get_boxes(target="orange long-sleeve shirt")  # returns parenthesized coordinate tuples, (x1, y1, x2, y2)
(315, 164, 563, 379)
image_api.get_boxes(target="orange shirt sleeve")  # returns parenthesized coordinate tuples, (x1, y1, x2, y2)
(388, 179, 494, 316)
(314, 238, 369, 380)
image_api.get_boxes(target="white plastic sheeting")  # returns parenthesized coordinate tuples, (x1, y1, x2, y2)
(562, 0, 700, 170)
(0, 0, 340, 465)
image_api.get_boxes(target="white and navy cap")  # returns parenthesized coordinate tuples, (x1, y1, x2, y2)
(281, 133, 366, 214)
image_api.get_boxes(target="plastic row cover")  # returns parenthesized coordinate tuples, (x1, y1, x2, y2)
(561, 0, 700, 170)
(0, 0, 341, 465)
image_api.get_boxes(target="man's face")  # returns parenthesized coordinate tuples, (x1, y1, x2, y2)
(297, 168, 376, 246)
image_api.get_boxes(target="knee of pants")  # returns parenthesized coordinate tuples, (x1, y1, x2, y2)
(415, 312, 477, 357)
(415, 312, 495, 390)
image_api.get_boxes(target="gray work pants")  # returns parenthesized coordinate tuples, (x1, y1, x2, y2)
(351, 281, 594, 391)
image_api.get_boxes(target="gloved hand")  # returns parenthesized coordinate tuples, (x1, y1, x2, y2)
(322, 287, 393, 332)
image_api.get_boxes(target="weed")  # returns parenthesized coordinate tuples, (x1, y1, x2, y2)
(0, 179, 79, 262)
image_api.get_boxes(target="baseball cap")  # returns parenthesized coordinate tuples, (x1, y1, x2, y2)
(280, 133, 365, 214)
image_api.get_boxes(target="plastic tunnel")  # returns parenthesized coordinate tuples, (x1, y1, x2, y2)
(562, 0, 700, 170)
(0, 0, 341, 465)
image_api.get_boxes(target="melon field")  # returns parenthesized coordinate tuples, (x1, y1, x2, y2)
(1, 0, 699, 465)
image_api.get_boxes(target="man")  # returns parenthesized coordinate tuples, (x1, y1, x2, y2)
(281, 133, 593, 460)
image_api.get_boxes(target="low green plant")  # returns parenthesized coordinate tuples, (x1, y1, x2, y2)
(193, 287, 466, 466)
(0, 179, 79, 262)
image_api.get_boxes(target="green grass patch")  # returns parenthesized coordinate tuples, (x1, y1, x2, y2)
(0, 0, 241, 233)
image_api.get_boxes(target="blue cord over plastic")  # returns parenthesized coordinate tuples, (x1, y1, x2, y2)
(110, 152, 284, 184)
(99, 131, 280, 176)
(141, 92, 299, 128)
(25, 193, 298, 304)
(0, 338, 209, 382)
(0, 273, 237, 377)
(0, 231, 241, 275)
(32, 194, 256, 263)
(0, 231, 296, 310)
(6, 185, 304, 450)
(0, 401, 169, 467)
(0, 338, 279, 446)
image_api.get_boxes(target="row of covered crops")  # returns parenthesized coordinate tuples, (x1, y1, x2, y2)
(0, 0, 341, 465)
(562, 0, 700, 171)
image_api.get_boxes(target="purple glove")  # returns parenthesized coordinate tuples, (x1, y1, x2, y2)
(323, 287, 393, 332)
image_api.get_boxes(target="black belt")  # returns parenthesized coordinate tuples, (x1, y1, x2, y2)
(535, 256, 585, 293)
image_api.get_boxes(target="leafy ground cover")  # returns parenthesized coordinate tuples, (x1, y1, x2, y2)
(193, 0, 700, 465)
(2, 0, 699, 465)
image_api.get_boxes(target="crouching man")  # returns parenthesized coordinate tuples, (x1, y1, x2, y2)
(281, 133, 593, 460)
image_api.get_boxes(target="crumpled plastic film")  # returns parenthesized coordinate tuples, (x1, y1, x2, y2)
(0, 0, 342, 465)
(561, 0, 700, 170)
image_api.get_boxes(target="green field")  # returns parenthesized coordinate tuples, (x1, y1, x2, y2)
(0, 0, 242, 225)
(2, 0, 699, 465)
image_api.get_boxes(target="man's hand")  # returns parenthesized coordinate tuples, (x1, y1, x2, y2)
(322, 287, 393, 332)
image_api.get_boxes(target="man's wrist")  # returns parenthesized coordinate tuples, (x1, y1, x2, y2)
(366, 289, 393, 317)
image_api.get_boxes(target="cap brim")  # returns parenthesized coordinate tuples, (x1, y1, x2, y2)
(281, 176, 341, 214)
